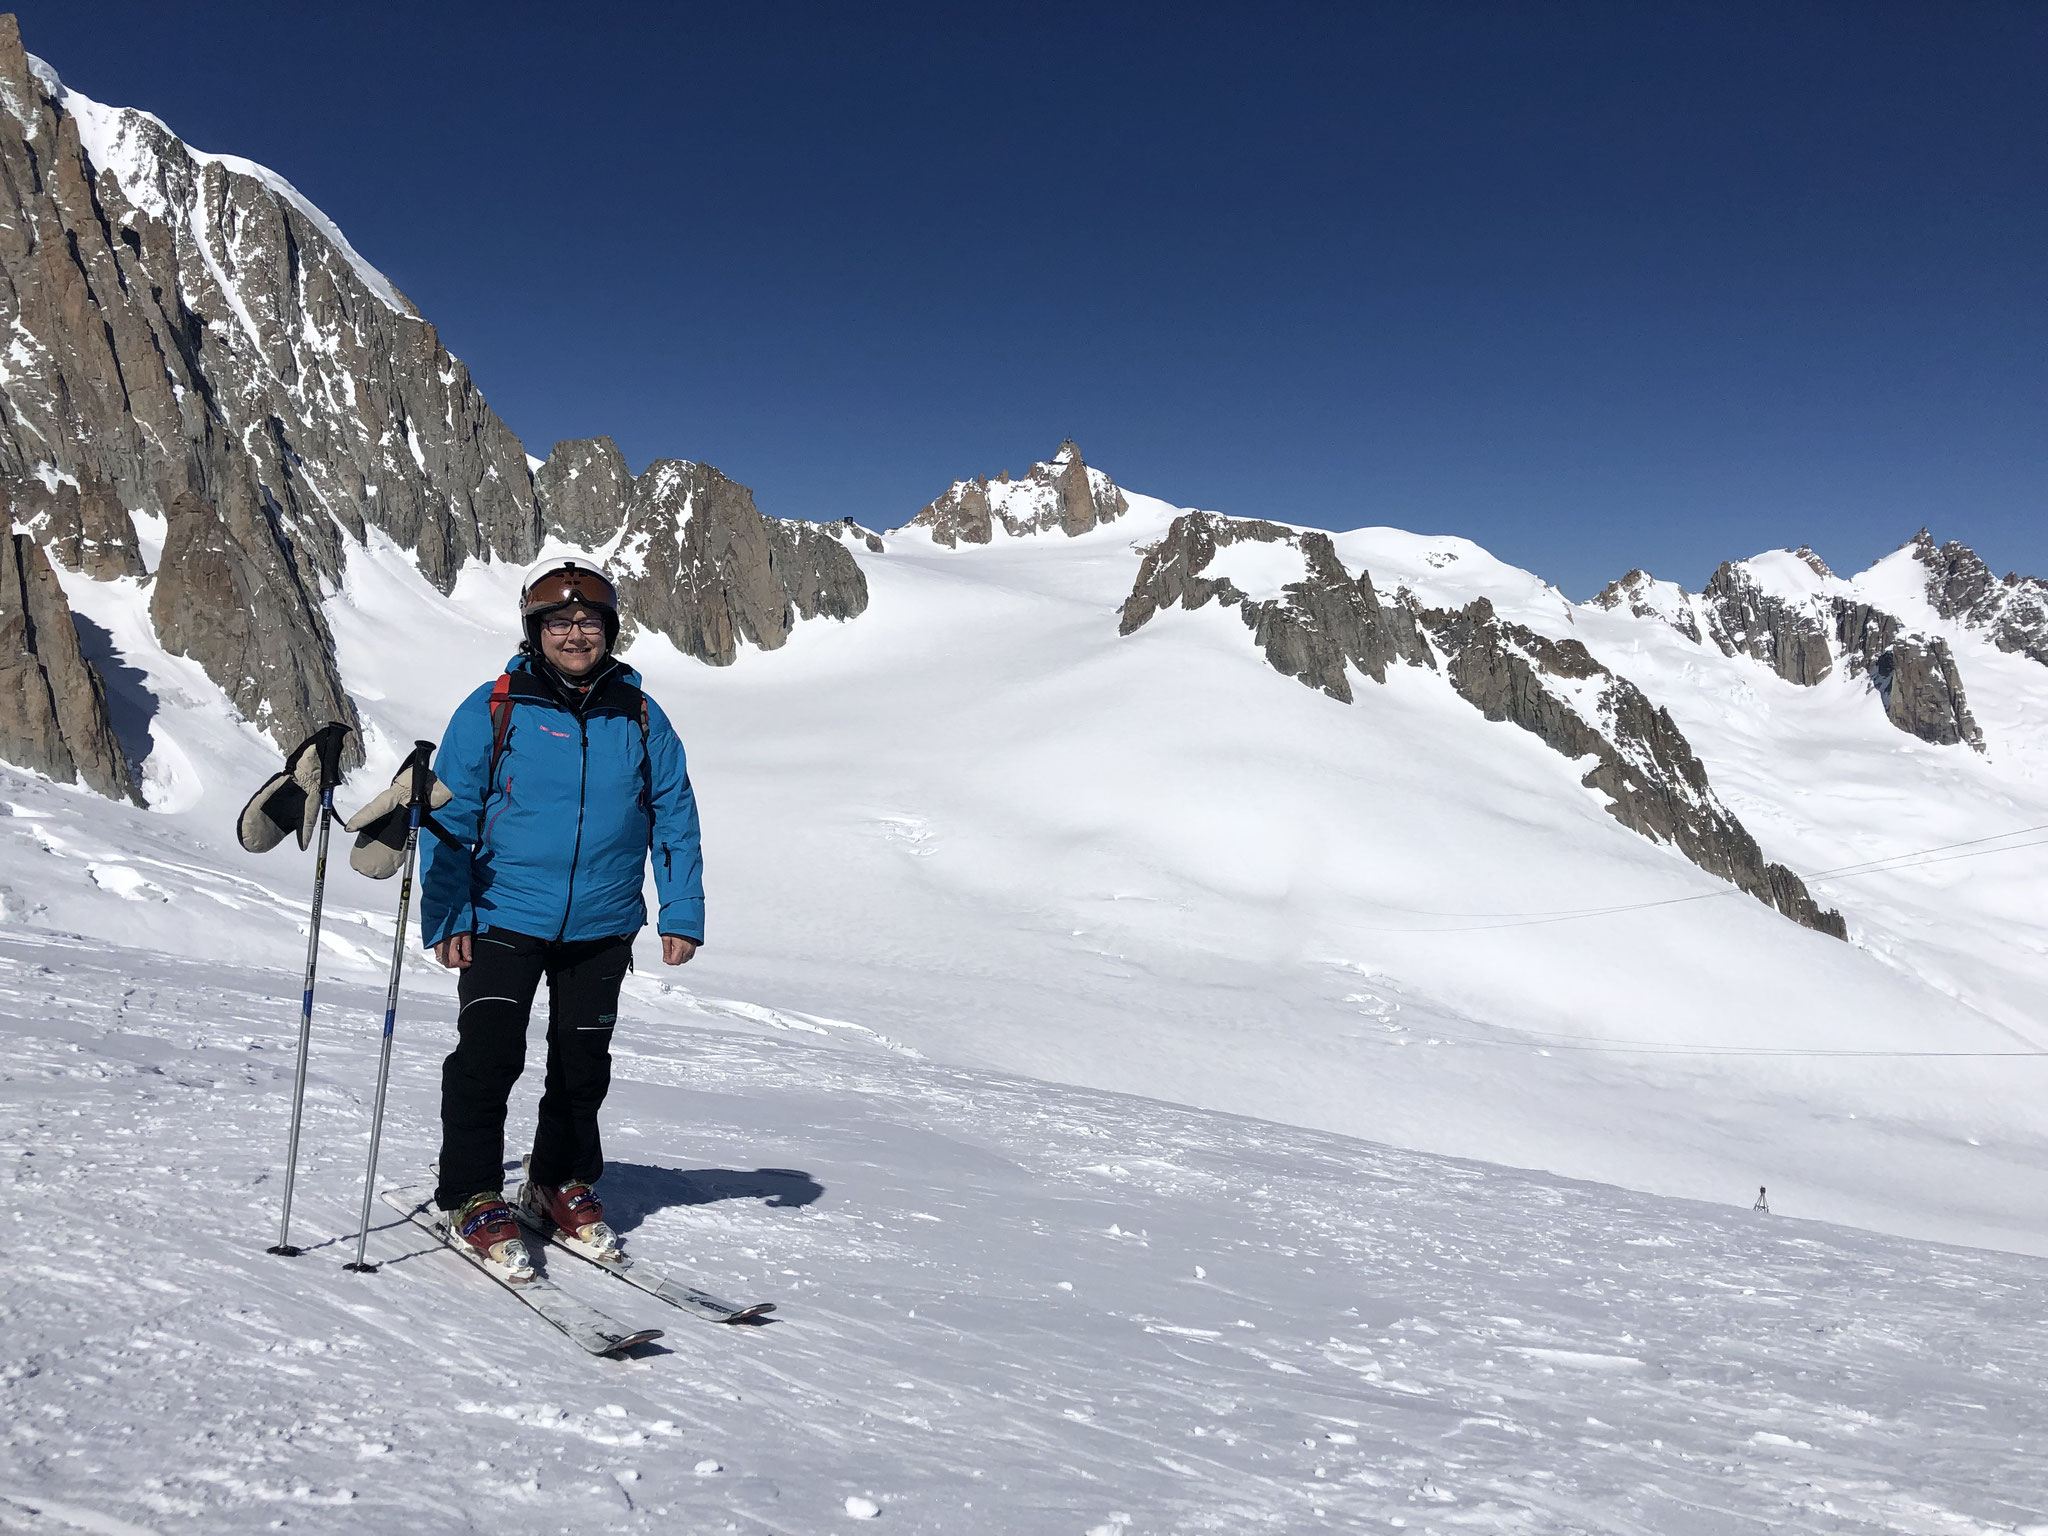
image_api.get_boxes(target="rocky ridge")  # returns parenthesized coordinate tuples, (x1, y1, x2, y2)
(904, 440, 1127, 547)
(1587, 543, 1995, 753)
(0, 20, 865, 787)
(1910, 529, 2048, 669)
(1116, 509, 1842, 935)
(1417, 598, 1844, 937)
(1695, 553, 1984, 752)
(536, 439, 866, 666)
(1119, 511, 1432, 701)
(1588, 569, 1701, 643)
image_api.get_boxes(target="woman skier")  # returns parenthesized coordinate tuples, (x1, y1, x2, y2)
(418, 552, 704, 1276)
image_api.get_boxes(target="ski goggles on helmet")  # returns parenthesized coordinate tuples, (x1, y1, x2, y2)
(520, 564, 619, 617)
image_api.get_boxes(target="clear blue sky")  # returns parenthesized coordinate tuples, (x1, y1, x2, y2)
(25, 2, 2043, 595)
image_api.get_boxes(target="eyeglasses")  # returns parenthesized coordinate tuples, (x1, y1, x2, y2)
(539, 615, 606, 636)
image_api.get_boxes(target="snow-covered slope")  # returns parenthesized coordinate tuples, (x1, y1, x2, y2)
(4, 925, 2044, 1533)
(1344, 527, 2048, 1041)
(11, 488, 2048, 1262)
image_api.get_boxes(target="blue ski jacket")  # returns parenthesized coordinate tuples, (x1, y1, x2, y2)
(419, 653, 704, 949)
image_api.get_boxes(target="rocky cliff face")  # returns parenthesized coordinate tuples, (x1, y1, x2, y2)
(1909, 530, 2048, 669)
(1692, 552, 1985, 752)
(536, 439, 868, 666)
(0, 533, 134, 800)
(1701, 556, 1835, 685)
(905, 441, 1127, 547)
(0, 18, 542, 763)
(1419, 598, 1845, 938)
(5, 469, 143, 580)
(0, 23, 872, 787)
(0, 30, 540, 588)
(1830, 601, 1983, 750)
(1119, 511, 1432, 701)
(534, 438, 635, 554)
(148, 489, 359, 752)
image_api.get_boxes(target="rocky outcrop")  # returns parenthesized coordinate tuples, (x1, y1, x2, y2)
(617, 461, 868, 665)
(821, 517, 884, 554)
(1589, 569, 1701, 643)
(905, 440, 1127, 547)
(1873, 637, 1980, 750)
(1910, 529, 2048, 668)
(534, 442, 868, 666)
(5, 470, 144, 579)
(535, 438, 635, 552)
(0, 532, 135, 799)
(0, 19, 536, 763)
(1698, 551, 1984, 751)
(149, 489, 360, 758)
(1832, 597, 1981, 749)
(0, 25, 873, 789)
(1701, 560, 1833, 684)
(1119, 511, 1433, 702)
(1420, 598, 1844, 937)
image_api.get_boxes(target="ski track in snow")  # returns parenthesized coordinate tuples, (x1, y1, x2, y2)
(1, 931, 2044, 1534)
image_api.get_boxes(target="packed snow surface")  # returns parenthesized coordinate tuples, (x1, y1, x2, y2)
(2, 929, 2044, 1533)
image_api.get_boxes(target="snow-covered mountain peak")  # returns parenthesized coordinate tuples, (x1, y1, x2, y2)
(24, 50, 414, 318)
(899, 439, 1130, 547)
(532, 438, 868, 665)
(1901, 527, 2048, 669)
(1735, 545, 1846, 601)
(1586, 567, 1704, 643)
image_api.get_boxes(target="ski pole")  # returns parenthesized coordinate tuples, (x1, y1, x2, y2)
(267, 722, 352, 1256)
(345, 741, 436, 1275)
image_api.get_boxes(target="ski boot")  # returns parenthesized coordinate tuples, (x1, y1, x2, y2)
(447, 1191, 534, 1282)
(520, 1174, 622, 1263)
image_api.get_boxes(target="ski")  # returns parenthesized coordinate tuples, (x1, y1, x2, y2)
(509, 1186, 776, 1324)
(380, 1188, 663, 1357)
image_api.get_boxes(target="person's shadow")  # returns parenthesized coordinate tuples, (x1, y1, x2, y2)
(598, 1164, 824, 1234)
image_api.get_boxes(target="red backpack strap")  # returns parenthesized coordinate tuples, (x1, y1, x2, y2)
(487, 672, 515, 786)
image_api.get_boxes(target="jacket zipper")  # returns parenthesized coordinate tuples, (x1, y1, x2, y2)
(556, 715, 589, 940)
(482, 775, 513, 848)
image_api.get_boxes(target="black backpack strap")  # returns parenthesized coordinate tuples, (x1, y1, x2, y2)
(587, 673, 654, 808)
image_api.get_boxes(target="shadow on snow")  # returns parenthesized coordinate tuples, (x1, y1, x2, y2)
(596, 1163, 825, 1233)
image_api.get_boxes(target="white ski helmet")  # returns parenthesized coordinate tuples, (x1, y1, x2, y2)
(519, 549, 621, 649)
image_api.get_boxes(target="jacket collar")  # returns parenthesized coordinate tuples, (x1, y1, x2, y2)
(507, 651, 636, 713)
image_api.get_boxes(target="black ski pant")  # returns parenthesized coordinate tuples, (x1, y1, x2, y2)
(434, 928, 632, 1212)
